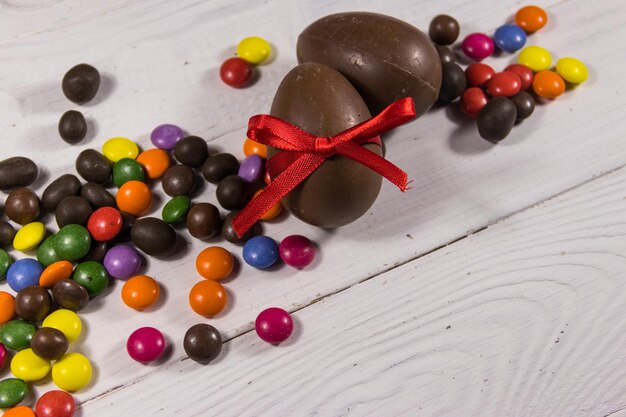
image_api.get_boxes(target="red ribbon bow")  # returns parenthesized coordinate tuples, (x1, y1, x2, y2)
(232, 97, 416, 237)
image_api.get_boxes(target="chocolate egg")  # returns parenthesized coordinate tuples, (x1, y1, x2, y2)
(297, 12, 441, 116)
(268, 63, 382, 229)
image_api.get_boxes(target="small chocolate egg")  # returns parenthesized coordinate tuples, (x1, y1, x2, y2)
(186, 203, 221, 240)
(62, 64, 100, 104)
(55, 196, 93, 228)
(80, 182, 116, 208)
(174, 136, 209, 167)
(162, 165, 196, 197)
(510, 91, 535, 121)
(437, 62, 467, 105)
(75, 149, 111, 184)
(202, 153, 239, 184)
(216, 175, 247, 210)
(0, 157, 38, 190)
(130, 217, 177, 257)
(477, 97, 517, 143)
(5, 188, 40, 225)
(42, 174, 82, 212)
(222, 211, 261, 244)
(58, 110, 87, 144)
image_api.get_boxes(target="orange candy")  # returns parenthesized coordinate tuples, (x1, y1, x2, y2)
(136, 148, 171, 179)
(0, 291, 15, 324)
(254, 190, 282, 220)
(196, 247, 234, 281)
(243, 138, 267, 159)
(515, 5, 547, 33)
(121, 274, 160, 310)
(189, 280, 227, 317)
(116, 180, 152, 216)
(3, 406, 35, 417)
(39, 260, 73, 288)
(532, 70, 565, 99)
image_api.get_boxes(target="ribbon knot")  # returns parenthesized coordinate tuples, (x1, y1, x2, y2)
(232, 97, 417, 237)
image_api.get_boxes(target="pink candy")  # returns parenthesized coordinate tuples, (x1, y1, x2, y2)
(127, 327, 166, 363)
(279, 235, 315, 268)
(462, 33, 494, 61)
(255, 307, 293, 344)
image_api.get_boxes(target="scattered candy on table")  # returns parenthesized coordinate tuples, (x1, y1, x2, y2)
(0, 320, 36, 351)
(220, 57, 254, 88)
(6, 259, 43, 293)
(72, 260, 109, 297)
(31, 327, 69, 361)
(518, 45, 552, 72)
(150, 124, 184, 150)
(0, 378, 29, 408)
(15, 286, 51, 322)
(136, 148, 171, 179)
(13, 222, 45, 252)
(162, 195, 191, 224)
(10, 348, 51, 381)
(39, 260, 73, 288)
(493, 24, 526, 53)
(238, 154, 264, 183)
(556, 57, 588, 84)
(103, 244, 142, 279)
(243, 138, 267, 158)
(532, 70, 566, 99)
(116, 180, 153, 216)
(102, 137, 140, 162)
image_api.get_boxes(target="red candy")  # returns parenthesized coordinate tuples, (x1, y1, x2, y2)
(87, 207, 123, 242)
(220, 57, 253, 88)
(465, 63, 495, 88)
(460, 87, 488, 118)
(504, 64, 534, 90)
(127, 327, 166, 363)
(486, 72, 522, 97)
(255, 307, 293, 344)
(35, 390, 76, 417)
(279, 235, 315, 268)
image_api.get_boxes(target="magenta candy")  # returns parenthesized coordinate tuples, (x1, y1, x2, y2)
(238, 154, 263, 183)
(150, 124, 184, 150)
(0, 343, 7, 369)
(279, 235, 315, 268)
(127, 327, 165, 363)
(462, 33, 495, 61)
(103, 245, 142, 279)
(255, 307, 293, 344)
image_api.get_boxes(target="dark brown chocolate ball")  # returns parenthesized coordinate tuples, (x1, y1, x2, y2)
(58, 110, 87, 144)
(15, 286, 51, 322)
(186, 203, 221, 240)
(0, 157, 38, 191)
(222, 211, 261, 244)
(131, 217, 177, 257)
(80, 182, 116, 208)
(75, 149, 111, 184)
(477, 97, 517, 143)
(174, 136, 209, 167)
(42, 174, 82, 212)
(202, 153, 239, 184)
(183, 323, 222, 364)
(5, 188, 40, 225)
(162, 165, 196, 197)
(216, 175, 247, 210)
(0, 221, 16, 249)
(55, 196, 93, 227)
(31, 327, 69, 360)
(429, 14, 460, 45)
(82, 240, 108, 263)
(437, 62, 466, 105)
(52, 279, 90, 311)
(62, 63, 100, 104)
(435, 44, 456, 64)
(510, 91, 535, 121)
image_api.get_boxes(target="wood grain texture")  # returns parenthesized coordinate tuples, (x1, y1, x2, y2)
(0, 0, 624, 413)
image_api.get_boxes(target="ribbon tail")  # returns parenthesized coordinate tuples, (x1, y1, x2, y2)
(338, 142, 408, 191)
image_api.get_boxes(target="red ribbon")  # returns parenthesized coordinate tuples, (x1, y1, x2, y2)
(232, 97, 416, 237)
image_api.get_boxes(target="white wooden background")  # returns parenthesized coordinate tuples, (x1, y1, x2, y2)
(1, 0, 625, 416)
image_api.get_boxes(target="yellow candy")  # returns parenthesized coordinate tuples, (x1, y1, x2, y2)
(102, 137, 139, 162)
(518, 46, 552, 72)
(556, 57, 588, 84)
(237, 36, 272, 64)
(11, 348, 51, 381)
(13, 222, 45, 252)
(43, 309, 82, 343)
(52, 352, 92, 392)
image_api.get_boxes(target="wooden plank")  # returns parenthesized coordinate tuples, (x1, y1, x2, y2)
(82, 158, 626, 416)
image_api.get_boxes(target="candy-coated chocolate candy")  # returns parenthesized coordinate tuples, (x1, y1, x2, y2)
(460, 87, 488, 118)
(84, 240, 108, 263)
(51, 352, 92, 391)
(162, 195, 191, 224)
(136, 148, 171, 179)
(243, 138, 267, 159)
(31, 328, 69, 361)
(556, 57, 588, 84)
(131, 218, 177, 257)
(103, 245, 141, 280)
(72, 261, 109, 298)
(7, 259, 43, 293)
(116, 180, 152, 216)
(58, 110, 87, 145)
(11, 348, 51, 381)
(174, 136, 209, 167)
(202, 153, 240, 184)
(43, 309, 81, 343)
(54, 225, 91, 262)
(0, 292, 15, 324)
(437, 62, 466, 105)
(238, 154, 263, 183)
(429, 14, 459, 45)
(186, 203, 221, 240)
(465, 63, 495, 88)
(510, 91, 535, 121)
(216, 175, 247, 210)
(279, 235, 315, 268)
(221, 211, 261, 245)
(189, 280, 227, 317)
(0, 249, 12, 279)
(532, 70, 565, 99)
(462, 33, 494, 61)
(112, 158, 145, 188)
(0, 378, 29, 408)
(3, 405, 35, 417)
(0, 343, 6, 369)
(515, 5, 547, 33)
(52, 280, 90, 311)
(493, 24, 526, 53)
(75, 149, 111, 184)
(37, 236, 61, 267)
(0, 320, 36, 350)
(42, 174, 82, 212)
(62, 63, 100, 104)
(162, 165, 196, 197)
(80, 183, 115, 209)
(126, 327, 165, 363)
(150, 124, 184, 150)
(243, 236, 279, 269)
(0, 221, 16, 249)
(183, 323, 222, 364)
(0, 157, 38, 191)
(477, 97, 517, 143)
(5, 188, 40, 225)
(237, 36, 271, 64)
(504, 64, 534, 91)
(35, 390, 76, 417)
(196, 247, 234, 280)
(13, 222, 45, 252)
(220, 57, 253, 88)
(40, 260, 73, 288)
(87, 207, 123, 242)
(255, 307, 293, 344)
(55, 196, 92, 228)
(121, 275, 160, 310)
(486, 72, 522, 97)
(518, 46, 552, 72)
(435, 45, 456, 64)
(255, 190, 282, 221)
(102, 137, 139, 163)
(15, 286, 51, 322)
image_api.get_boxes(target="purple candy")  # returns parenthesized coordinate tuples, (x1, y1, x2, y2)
(150, 124, 184, 150)
(238, 154, 263, 183)
(279, 235, 315, 268)
(462, 33, 495, 61)
(103, 245, 142, 279)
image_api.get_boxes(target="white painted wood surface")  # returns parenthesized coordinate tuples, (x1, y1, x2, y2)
(1, 0, 624, 415)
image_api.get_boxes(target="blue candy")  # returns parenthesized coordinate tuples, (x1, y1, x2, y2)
(493, 24, 527, 53)
(243, 236, 279, 269)
(6, 258, 43, 292)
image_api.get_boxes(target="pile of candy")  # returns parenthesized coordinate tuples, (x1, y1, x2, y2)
(430, 5, 588, 142)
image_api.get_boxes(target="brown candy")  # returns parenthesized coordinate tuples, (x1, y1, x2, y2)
(0, 221, 16, 249)
(216, 175, 247, 210)
(55, 196, 93, 227)
(5, 188, 40, 225)
(52, 279, 90, 311)
(75, 149, 111, 184)
(0, 157, 38, 190)
(222, 211, 260, 244)
(186, 203, 221, 240)
(62, 63, 100, 104)
(162, 165, 196, 197)
(42, 174, 82, 212)
(183, 323, 222, 364)
(58, 110, 87, 144)
(15, 286, 51, 322)
(174, 136, 209, 167)
(202, 153, 239, 184)
(30, 327, 69, 361)
(80, 182, 116, 208)
(131, 217, 177, 257)
(429, 14, 460, 45)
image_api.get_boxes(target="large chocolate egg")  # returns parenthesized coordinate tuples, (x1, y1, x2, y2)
(269, 63, 382, 229)
(297, 12, 441, 116)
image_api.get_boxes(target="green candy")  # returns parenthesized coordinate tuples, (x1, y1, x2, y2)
(112, 158, 145, 188)
(0, 249, 11, 279)
(0, 378, 29, 408)
(36, 234, 61, 267)
(54, 224, 91, 261)
(72, 261, 109, 298)
(162, 195, 191, 224)
(0, 320, 36, 351)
